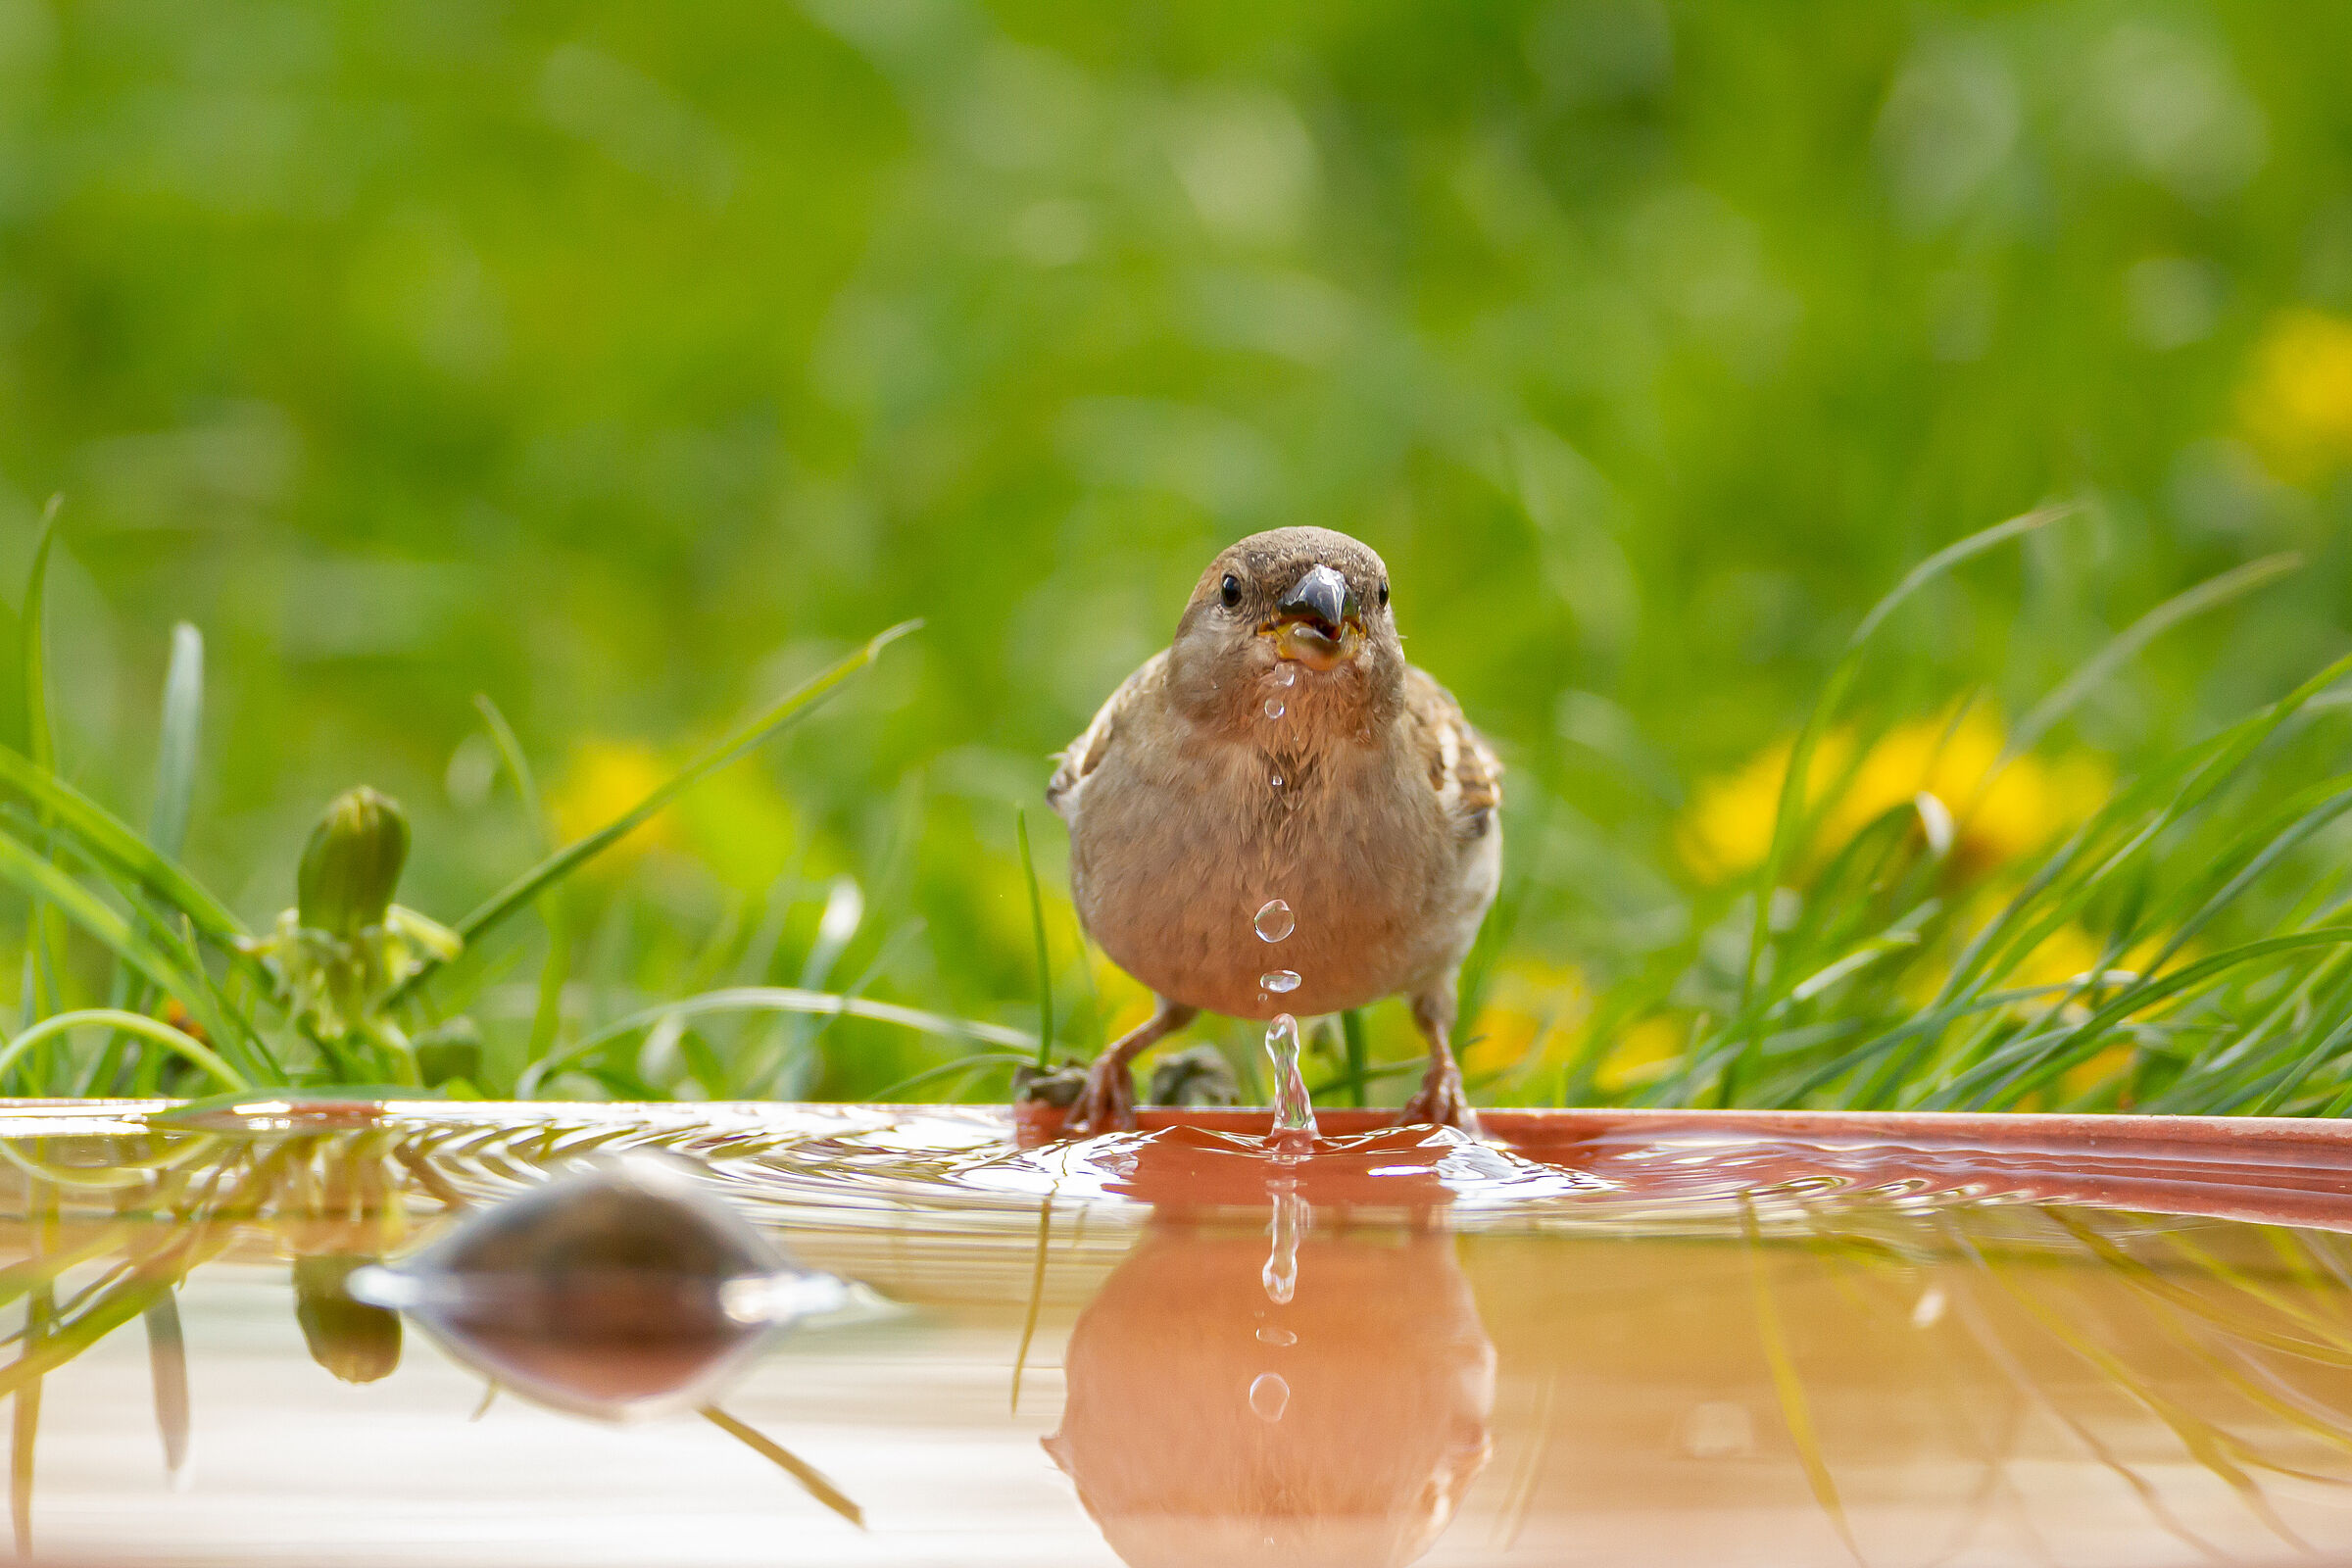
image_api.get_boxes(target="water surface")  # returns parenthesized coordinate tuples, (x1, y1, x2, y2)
(8, 1100, 2352, 1565)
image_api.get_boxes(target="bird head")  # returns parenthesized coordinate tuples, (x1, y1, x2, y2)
(1168, 527, 1405, 734)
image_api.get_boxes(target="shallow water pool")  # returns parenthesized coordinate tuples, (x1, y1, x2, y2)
(8, 1100, 2352, 1566)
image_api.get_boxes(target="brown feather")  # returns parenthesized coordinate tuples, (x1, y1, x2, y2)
(1048, 652, 1166, 816)
(1403, 667, 1502, 839)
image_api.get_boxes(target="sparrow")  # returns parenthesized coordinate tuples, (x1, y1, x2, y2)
(1048, 526, 1501, 1134)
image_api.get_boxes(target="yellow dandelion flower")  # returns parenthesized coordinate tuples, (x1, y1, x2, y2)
(552, 740, 679, 860)
(1680, 734, 1837, 881)
(2014, 925, 2177, 1104)
(2239, 308, 2352, 480)
(1461, 960, 1590, 1079)
(1681, 707, 2110, 881)
(2058, 1044, 2138, 1102)
(2012, 922, 2177, 997)
(1095, 984, 1157, 1047)
(1593, 1015, 1688, 1093)
(2013, 923, 2107, 991)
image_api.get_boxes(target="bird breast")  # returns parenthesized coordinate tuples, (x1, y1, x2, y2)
(1067, 721, 1490, 1021)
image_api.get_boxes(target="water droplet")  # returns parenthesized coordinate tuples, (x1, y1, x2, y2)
(1269, 773, 1284, 791)
(1262, 1180, 1306, 1299)
(1253, 899, 1295, 943)
(1263, 697, 1285, 720)
(1260, 970, 1300, 994)
(1911, 1284, 1947, 1330)
(1274, 664, 1298, 688)
(1255, 1326, 1297, 1347)
(1263, 1013, 1317, 1152)
(1248, 1372, 1291, 1422)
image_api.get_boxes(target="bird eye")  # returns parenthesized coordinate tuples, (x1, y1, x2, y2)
(1377, 580, 1390, 609)
(1219, 574, 1242, 610)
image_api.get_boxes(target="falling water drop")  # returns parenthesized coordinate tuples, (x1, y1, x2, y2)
(1255, 1326, 1297, 1347)
(1263, 1012, 1318, 1156)
(1274, 664, 1298, 688)
(1261, 1185, 1305, 1302)
(1263, 697, 1286, 720)
(1259, 970, 1301, 995)
(1260, 1015, 1314, 1298)
(1269, 773, 1283, 792)
(1248, 1372, 1292, 1422)
(1252, 899, 1295, 943)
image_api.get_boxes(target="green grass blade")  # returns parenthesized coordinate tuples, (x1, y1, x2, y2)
(1010, 1190, 1054, 1415)
(1341, 1008, 1370, 1108)
(1930, 928, 2352, 1109)
(773, 916, 927, 1094)
(474, 693, 568, 1078)
(1740, 1202, 1863, 1566)
(142, 1294, 189, 1480)
(10, 1284, 43, 1555)
(149, 624, 204, 859)
(7, 1166, 53, 1559)
(0, 831, 203, 1014)
(0, 1010, 247, 1093)
(21, 496, 59, 775)
(1730, 501, 2078, 1097)
(0, 748, 247, 945)
(470, 693, 551, 845)
(91, 622, 210, 1096)
(515, 984, 1031, 1097)
(698, 1407, 863, 1529)
(1928, 653, 2352, 1018)
(863, 1052, 1034, 1101)
(19, 496, 66, 1055)
(2004, 552, 2301, 765)
(1016, 808, 1054, 1068)
(1852, 502, 2079, 650)
(1942, 1220, 2240, 1556)
(405, 619, 919, 1001)
(2262, 1004, 2352, 1116)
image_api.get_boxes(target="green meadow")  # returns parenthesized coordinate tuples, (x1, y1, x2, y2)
(2, 0, 2351, 1111)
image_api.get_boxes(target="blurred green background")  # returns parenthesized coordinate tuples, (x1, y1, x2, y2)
(4, 0, 2351, 1099)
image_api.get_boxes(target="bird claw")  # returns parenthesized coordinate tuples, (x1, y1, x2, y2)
(1063, 1057, 1138, 1136)
(1397, 1061, 1482, 1135)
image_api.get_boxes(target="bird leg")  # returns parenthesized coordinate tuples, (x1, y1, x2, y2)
(1398, 989, 1482, 1134)
(1064, 1000, 1199, 1136)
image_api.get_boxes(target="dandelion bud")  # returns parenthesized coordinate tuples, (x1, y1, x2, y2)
(293, 1255, 403, 1385)
(298, 787, 409, 938)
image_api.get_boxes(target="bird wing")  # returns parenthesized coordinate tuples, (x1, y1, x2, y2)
(1404, 665, 1502, 839)
(1048, 651, 1168, 820)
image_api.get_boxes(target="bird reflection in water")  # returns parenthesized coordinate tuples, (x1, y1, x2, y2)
(1047, 1127, 1495, 1568)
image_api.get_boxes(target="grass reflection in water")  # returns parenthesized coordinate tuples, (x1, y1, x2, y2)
(2, 1104, 2352, 1564)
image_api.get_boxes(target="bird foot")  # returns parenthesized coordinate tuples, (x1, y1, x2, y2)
(1396, 1061, 1482, 1135)
(1062, 1056, 1139, 1136)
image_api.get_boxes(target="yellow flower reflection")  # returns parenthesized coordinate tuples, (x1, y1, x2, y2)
(1681, 708, 2110, 881)
(2239, 308, 2352, 479)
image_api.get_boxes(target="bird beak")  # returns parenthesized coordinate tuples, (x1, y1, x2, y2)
(1264, 564, 1362, 670)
